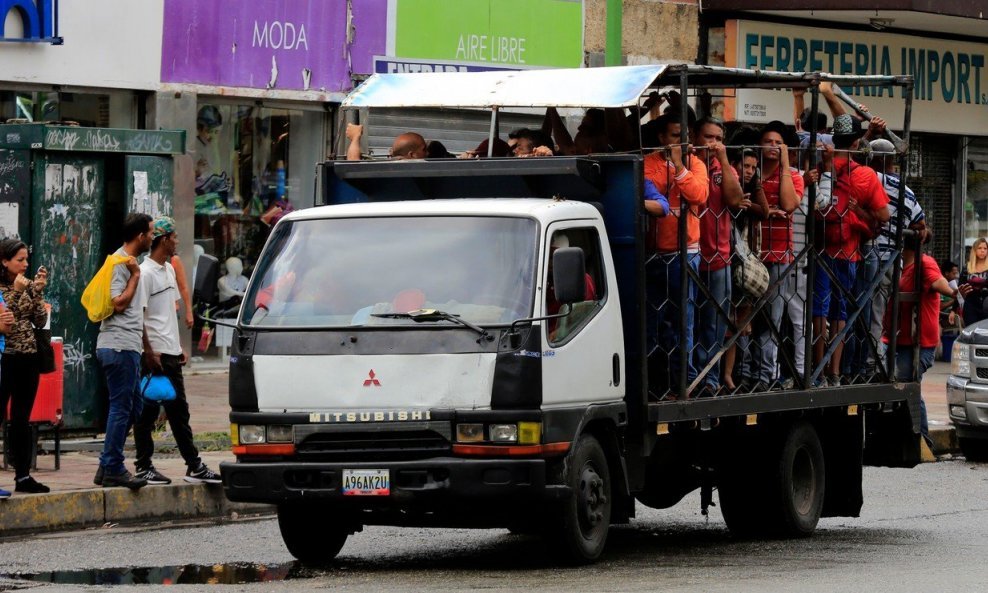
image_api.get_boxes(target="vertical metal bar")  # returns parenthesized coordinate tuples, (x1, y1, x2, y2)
(678, 71, 689, 397)
(888, 78, 914, 381)
(803, 78, 820, 389)
(487, 107, 499, 157)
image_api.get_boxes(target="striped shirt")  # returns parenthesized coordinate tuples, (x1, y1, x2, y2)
(873, 172, 925, 257)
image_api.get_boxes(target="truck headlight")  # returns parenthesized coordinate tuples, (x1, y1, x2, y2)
(266, 425, 294, 443)
(239, 424, 266, 444)
(951, 341, 971, 377)
(489, 424, 518, 443)
(456, 423, 484, 443)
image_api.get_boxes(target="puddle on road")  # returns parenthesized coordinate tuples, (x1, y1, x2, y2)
(3, 562, 316, 586)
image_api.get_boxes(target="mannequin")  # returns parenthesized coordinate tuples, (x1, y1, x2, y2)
(217, 256, 248, 304)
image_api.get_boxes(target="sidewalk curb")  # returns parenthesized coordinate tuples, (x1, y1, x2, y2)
(929, 425, 957, 457)
(0, 483, 272, 537)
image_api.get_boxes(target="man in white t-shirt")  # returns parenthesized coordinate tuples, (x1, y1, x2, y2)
(133, 216, 221, 485)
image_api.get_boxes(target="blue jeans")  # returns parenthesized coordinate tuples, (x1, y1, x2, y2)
(843, 247, 879, 377)
(647, 251, 699, 392)
(895, 346, 934, 439)
(695, 265, 731, 390)
(97, 348, 143, 476)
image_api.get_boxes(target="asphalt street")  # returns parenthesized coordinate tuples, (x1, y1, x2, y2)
(0, 458, 985, 592)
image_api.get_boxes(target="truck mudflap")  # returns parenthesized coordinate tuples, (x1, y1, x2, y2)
(221, 458, 569, 507)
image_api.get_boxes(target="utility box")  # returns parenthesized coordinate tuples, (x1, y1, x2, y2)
(0, 124, 187, 431)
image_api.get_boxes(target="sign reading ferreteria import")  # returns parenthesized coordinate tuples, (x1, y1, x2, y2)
(160, 0, 354, 92)
(724, 20, 988, 136)
(381, 0, 584, 73)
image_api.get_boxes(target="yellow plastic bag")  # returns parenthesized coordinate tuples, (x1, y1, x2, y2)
(81, 254, 132, 322)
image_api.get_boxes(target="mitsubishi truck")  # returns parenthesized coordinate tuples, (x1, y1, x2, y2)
(216, 65, 924, 564)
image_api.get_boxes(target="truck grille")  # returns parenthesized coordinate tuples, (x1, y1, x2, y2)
(296, 429, 451, 461)
(978, 368, 988, 380)
(976, 349, 988, 358)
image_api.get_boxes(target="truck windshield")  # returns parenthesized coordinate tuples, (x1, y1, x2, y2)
(241, 216, 538, 328)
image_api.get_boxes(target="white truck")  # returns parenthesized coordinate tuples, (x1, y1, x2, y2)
(216, 65, 923, 564)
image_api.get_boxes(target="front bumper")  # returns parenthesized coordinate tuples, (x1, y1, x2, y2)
(221, 457, 566, 507)
(946, 376, 988, 440)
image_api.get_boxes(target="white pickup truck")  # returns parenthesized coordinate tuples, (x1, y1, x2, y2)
(217, 65, 923, 564)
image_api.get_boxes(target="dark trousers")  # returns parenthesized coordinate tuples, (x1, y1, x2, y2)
(134, 354, 201, 472)
(0, 352, 41, 478)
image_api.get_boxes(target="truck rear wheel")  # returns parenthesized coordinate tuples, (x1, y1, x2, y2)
(551, 434, 611, 564)
(720, 421, 825, 538)
(277, 504, 351, 563)
(959, 437, 988, 462)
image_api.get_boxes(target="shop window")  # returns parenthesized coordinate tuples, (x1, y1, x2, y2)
(965, 138, 988, 268)
(192, 102, 325, 359)
(0, 90, 132, 127)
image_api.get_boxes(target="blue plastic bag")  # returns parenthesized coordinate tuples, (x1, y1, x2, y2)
(141, 375, 176, 402)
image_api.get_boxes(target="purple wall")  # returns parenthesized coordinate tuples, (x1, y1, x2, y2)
(161, 0, 386, 92)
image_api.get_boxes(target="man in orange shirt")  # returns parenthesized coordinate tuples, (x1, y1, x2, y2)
(643, 114, 709, 397)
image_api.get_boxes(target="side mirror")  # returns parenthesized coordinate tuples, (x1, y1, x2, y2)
(552, 247, 586, 305)
(193, 253, 220, 306)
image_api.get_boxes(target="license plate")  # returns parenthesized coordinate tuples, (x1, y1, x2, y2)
(342, 469, 390, 496)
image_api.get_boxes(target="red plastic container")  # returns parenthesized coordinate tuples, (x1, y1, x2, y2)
(30, 338, 63, 425)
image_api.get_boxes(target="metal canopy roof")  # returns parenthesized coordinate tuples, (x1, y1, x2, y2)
(341, 64, 911, 110)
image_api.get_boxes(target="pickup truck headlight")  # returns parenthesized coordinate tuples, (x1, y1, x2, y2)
(239, 424, 266, 444)
(951, 341, 971, 377)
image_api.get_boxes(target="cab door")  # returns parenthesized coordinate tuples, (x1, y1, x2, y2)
(540, 221, 624, 408)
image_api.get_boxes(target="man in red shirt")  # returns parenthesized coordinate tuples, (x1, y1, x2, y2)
(751, 121, 804, 392)
(643, 113, 709, 398)
(692, 118, 743, 396)
(813, 115, 890, 386)
(889, 231, 962, 444)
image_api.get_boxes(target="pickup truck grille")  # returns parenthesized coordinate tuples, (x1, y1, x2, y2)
(295, 429, 451, 461)
(978, 368, 988, 381)
(976, 348, 988, 358)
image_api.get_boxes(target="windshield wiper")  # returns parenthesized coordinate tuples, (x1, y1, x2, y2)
(372, 309, 493, 342)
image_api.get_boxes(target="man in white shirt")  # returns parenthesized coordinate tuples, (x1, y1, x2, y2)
(133, 216, 221, 485)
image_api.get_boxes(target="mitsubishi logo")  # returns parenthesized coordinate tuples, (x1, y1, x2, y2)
(363, 369, 381, 387)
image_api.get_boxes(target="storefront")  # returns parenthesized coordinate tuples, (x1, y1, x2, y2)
(703, 15, 988, 267)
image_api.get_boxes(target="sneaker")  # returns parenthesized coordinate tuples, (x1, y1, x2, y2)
(827, 375, 842, 388)
(93, 465, 104, 486)
(0, 488, 10, 499)
(14, 476, 50, 494)
(102, 470, 147, 490)
(185, 464, 222, 484)
(779, 378, 795, 390)
(135, 466, 172, 485)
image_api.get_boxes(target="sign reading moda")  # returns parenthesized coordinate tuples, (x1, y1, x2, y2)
(724, 20, 988, 136)
(386, 0, 583, 71)
(0, 0, 61, 43)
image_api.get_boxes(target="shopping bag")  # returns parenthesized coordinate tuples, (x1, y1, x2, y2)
(81, 254, 132, 322)
(197, 322, 214, 352)
(141, 375, 176, 402)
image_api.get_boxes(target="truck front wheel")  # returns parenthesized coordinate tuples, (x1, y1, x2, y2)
(277, 504, 352, 563)
(551, 434, 612, 564)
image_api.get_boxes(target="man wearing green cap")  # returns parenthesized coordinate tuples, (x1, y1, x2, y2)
(133, 216, 221, 485)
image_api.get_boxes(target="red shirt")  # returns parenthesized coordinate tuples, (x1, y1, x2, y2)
(758, 166, 805, 264)
(819, 159, 889, 262)
(895, 254, 943, 348)
(699, 159, 737, 272)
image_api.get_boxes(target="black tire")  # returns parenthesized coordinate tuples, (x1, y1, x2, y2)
(277, 504, 351, 563)
(551, 434, 612, 564)
(959, 437, 988, 462)
(720, 422, 825, 538)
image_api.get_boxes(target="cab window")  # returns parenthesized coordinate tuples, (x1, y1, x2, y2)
(546, 227, 605, 344)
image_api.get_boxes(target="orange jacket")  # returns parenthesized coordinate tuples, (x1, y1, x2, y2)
(644, 152, 709, 253)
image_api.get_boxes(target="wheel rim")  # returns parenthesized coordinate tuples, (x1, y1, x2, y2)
(791, 446, 816, 516)
(577, 462, 607, 537)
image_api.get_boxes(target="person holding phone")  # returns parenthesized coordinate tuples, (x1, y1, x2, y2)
(0, 239, 51, 494)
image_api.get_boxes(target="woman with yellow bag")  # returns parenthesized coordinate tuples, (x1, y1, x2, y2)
(0, 238, 51, 494)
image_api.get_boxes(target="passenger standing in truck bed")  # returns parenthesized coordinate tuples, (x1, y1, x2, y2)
(643, 113, 708, 398)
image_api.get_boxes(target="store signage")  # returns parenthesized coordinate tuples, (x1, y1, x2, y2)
(388, 0, 584, 71)
(0, 0, 61, 43)
(373, 56, 520, 74)
(161, 0, 371, 92)
(724, 20, 988, 135)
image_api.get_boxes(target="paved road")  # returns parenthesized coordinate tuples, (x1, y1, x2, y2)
(1, 458, 985, 592)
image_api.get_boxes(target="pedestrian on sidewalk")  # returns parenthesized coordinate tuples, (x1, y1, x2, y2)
(133, 217, 221, 485)
(0, 239, 51, 494)
(0, 283, 16, 499)
(94, 213, 153, 490)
